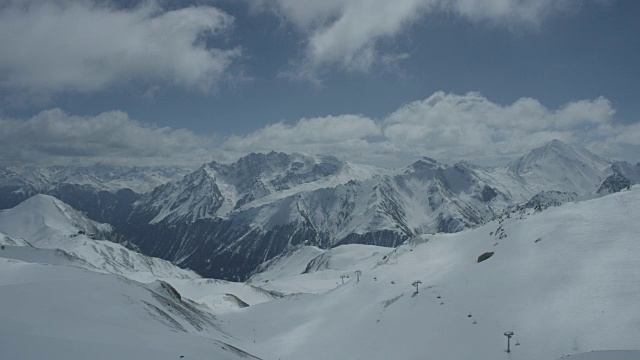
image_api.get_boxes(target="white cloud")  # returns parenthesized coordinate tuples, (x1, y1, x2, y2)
(442, 0, 575, 26)
(383, 92, 624, 164)
(263, 0, 608, 80)
(1, 92, 635, 168)
(220, 114, 387, 164)
(0, 1, 239, 97)
(0, 109, 217, 166)
(220, 91, 636, 167)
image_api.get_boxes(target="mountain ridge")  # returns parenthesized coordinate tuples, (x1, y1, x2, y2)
(1, 140, 638, 280)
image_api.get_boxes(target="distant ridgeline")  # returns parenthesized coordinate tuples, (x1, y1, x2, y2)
(1, 141, 638, 280)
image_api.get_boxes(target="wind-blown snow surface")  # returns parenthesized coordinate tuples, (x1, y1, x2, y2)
(220, 186, 640, 360)
(0, 194, 198, 281)
(0, 258, 261, 360)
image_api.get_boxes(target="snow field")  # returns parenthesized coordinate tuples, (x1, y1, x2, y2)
(220, 186, 640, 360)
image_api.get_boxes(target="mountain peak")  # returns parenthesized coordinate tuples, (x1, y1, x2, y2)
(408, 157, 440, 170)
(508, 139, 607, 174)
(507, 139, 611, 194)
(0, 194, 113, 245)
(15, 193, 66, 212)
(546, 138, 567, 147)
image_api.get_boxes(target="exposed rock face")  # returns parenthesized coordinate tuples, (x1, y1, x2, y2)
(477, 252, 494, 263)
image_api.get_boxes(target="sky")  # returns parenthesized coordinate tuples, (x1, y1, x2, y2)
(0, 0, 638, 168)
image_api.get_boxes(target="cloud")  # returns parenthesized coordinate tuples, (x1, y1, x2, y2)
(0, 109, 217, 166)
(221, 91, 636, 167)
(220, 115, 389, 164)
(383, 92, 621, 164)
(1, 92, 636, 168)
(262, 0, 609, 80)
(0, 1, 239, 98)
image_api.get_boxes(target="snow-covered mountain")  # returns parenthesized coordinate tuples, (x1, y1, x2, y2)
(137, 152, 388, 224)
(0, 164, 191, 225)
(1, 179, 639, 359)
(120, 140, 637, 280)
(0, 194, 283, 337)
(0, 164, 191, 195)
(0, 140, 637, 281)
(506, 139, 611, 194)
(218, 185, 640, 360)
(598, 161, 640, 194)
(0, 194, 198, 281)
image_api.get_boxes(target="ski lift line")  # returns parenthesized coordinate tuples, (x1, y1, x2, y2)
(430, 290, 543, 349)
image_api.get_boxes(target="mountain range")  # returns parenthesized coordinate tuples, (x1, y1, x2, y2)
(1, 141, 640, 359)
(1, 140, 638, 280)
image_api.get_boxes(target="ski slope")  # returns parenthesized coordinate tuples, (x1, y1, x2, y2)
(249, 244, 392, 295)
(561, 351, 640, 360)
(221, 186, 640, 360)
(1, 185, 639, 359)
(0, 258, 261, 360)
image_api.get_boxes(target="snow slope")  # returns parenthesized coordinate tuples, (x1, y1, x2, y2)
(0, 258, 261, 360)
(0, 194, 199, 281)
(0, 231, 32, 247)
(165, 278, 280, 314)
(559, 351, 640, 360)
(219, 186, 640, 360)
(248, 244, 393, 295)
(0, 245, 96, 270)
(0, 194, 114, 244)
(0, 195, 281, 321)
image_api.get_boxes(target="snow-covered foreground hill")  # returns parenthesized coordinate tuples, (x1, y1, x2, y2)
(220, 186, 640, 360)
(0, 258, 262, 360)
(563, 351, 640, 360)
(0, 194, 199, 281)
(0, 195, 273, 359)
(0, 194, 273, 311)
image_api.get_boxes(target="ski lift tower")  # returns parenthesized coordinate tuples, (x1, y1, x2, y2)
(504, 331, 514, 353)
(355, 270, 362, 282)
(411, 280, 422, 293)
